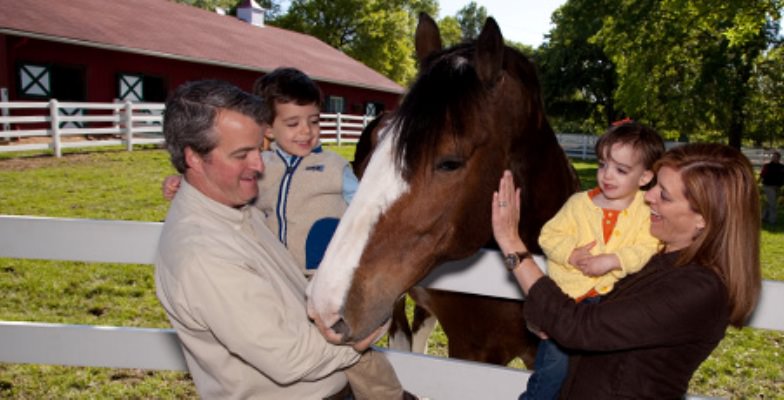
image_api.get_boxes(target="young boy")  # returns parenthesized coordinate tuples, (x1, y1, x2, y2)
(252, 67, 358, 275)
(522, 122, 664, 400)
(164, 67, 358, 276)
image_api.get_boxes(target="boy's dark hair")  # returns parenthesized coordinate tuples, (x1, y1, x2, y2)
(595, 121, 665, 172)
(163, 80, 267, 174)
(252, 67, 322, 124)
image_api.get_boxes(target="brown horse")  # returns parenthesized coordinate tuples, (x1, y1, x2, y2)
(308, 14, 579, 367)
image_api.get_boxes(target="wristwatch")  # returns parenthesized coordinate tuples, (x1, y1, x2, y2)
(504, 251, 532, 272)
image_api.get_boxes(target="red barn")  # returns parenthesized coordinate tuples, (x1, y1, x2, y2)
(0, 0, 403, 116)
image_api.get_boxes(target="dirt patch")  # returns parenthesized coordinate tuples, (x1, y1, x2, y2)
(0, 135, 127, 170)
(0, 152, 95, 171)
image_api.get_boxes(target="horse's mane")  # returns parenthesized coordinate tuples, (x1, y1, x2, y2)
(391, 42, 548, 180)
(392, 43, 485, 179)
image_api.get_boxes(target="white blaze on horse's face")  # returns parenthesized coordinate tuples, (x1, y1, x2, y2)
(306, 125, 408, 333)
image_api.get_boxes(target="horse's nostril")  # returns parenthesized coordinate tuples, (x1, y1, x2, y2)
(331, 318, 350, 340)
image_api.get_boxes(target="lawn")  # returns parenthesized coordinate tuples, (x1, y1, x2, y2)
(0, 147, 782, 399)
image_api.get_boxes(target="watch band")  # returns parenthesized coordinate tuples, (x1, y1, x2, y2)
(504, 251, 532, 272)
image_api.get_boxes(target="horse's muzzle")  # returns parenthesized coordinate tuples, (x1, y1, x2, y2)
(330, 318, 351, 343)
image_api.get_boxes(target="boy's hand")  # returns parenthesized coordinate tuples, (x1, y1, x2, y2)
(568, 241, 596, 267)
(162, 175, 182, 201)
(575, 254, 621, 277)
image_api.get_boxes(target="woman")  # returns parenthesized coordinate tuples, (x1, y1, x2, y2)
(492, 143, 761, 399)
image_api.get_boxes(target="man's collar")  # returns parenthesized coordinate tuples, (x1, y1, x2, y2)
(179, 178, 252, 226)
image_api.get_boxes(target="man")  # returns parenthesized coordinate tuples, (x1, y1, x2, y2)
(760, 151, 784, 224)
(155, 80, 404, 399)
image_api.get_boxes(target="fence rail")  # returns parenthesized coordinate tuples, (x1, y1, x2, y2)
(0, 101, 369, 157)
(3, 101, 780, 167)
(0, 215, 780, 399)
(556, 133, 781, 168)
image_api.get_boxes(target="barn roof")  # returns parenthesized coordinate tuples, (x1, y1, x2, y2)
(0, 0, 404, 94)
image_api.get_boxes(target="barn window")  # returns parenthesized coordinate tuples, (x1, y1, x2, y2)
(117, 74, 166, 102)
(364, 101, 384, 116)
(17, 63, 86, 100)
(18, 64, 49, 97)
(326, 96, 345, 114)
(118, 74, 143, 101)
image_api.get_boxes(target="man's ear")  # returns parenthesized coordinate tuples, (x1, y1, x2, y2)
(639, 170, 654, 187)
(185, 147, 204, 173)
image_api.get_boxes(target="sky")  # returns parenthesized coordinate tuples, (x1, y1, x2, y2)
(436, 0, 567, 47)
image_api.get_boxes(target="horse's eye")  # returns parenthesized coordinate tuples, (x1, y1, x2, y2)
(436, 158, 464, 172)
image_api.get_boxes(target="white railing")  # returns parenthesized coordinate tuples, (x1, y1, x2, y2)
(556, 133, 781, 168)
(319, 113, 373, 145)
(0, 100, 165, 157)
(0, 215, 780, 399)
(0, 101, 372, 157)
(3, 100, 778, 167)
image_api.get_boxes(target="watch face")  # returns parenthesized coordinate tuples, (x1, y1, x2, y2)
(504, 254, 519, 271)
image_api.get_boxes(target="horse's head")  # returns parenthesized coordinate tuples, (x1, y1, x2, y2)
(308, 14, 578, 343)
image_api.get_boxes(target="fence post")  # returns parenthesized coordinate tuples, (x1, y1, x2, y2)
(581, 134, 588, 160)
(335, 113, 342, 146)
(1, 88, 9, 133)
(50, 99, 61, 158)
(124, 100, 133, 152)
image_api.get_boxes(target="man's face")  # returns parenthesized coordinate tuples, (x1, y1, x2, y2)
(190, 109, 265, 207)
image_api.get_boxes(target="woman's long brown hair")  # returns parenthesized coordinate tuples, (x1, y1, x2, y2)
(654, 143, 761, 327)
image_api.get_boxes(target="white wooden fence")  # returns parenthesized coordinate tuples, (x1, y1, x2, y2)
(555, 133, 781, 168)
(3, 100, 779, 169)
(0, 100, 165, 157)
(0, 101, 369, 157)
(1, 215, 781, 399)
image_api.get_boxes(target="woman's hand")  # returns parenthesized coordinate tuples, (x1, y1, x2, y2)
(493, 170, 545, 295)
(492, 170, 526, 255)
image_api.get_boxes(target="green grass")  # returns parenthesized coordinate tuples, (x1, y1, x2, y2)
(0, 148, 782, 399)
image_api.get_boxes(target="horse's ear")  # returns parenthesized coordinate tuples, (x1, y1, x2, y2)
(415, 13, 442, 62)
(475, 17, 504, 85)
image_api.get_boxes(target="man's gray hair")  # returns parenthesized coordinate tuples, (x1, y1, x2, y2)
(163, 80, 268, 173)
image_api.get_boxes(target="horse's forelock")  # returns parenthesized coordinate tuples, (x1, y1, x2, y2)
(393, 45, 486, 180)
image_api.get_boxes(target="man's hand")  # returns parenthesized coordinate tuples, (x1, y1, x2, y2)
(351, 320, 391, 352)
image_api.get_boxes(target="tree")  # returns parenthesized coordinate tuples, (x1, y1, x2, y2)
(456, 1, 488, 41)
(438, 16, 463, 48)
(746, 45, 784, 147)
(274, 0, 436, 85)
(274, 0, 364, 49)
(595, 0, 782, 146)
(536, 0, 620, 133)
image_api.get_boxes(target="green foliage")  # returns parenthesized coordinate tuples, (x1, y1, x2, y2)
(455, 1, 487, 41)
(274, 0, 422, 85)
(745, 46, 784, 147)
(593, 0, 781, 147)
(438, 16, 463, 48)
(537, 0, 783, 146)
(537, 0, 619, 133)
